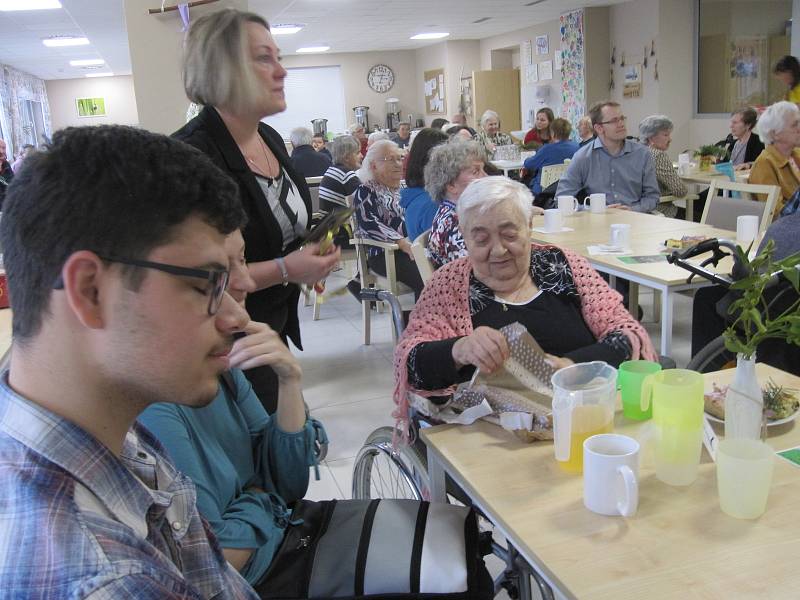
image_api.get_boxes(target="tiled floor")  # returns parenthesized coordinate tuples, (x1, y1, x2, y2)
(295, 269, 694, 598)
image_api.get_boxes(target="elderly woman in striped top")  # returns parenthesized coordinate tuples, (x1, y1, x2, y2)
(319, 135, 362, 212)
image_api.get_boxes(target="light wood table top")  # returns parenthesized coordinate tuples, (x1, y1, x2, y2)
(422, 363, 800, 600)
(679, 168, 750, 185)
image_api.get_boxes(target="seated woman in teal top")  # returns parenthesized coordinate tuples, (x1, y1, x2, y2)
(138, 229, 324, 587)
(523, 117, 579, 193)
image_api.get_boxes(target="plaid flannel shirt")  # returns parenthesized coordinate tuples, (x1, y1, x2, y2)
(0, 373, 258, 600)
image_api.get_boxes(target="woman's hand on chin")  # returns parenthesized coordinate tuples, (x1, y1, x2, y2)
(452, 326, 510, 374)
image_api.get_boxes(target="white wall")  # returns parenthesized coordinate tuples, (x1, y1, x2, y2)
(414, 40, 482, 126)
(281, 50, 421, 134)
(45, 75, 139, 131)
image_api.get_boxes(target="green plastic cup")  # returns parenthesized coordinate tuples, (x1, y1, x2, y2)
(618, 360, 662, 420)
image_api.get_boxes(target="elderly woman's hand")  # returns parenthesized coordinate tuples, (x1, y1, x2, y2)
(452, 326, 510, 374)
(544, 354, 574, 371)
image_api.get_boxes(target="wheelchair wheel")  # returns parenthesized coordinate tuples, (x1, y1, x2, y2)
(687, 336, 735, 373)
(352, 426, 430, 501)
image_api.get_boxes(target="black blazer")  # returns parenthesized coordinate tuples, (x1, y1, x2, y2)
(720, 132, 765, 165)
(173, 106, 312, 349)
(290, 144, 332, 178)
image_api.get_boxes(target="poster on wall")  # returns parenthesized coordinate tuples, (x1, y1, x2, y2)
(523, 40, 533, 66)
(539, 60, 553, 81)
(525, 63, 539, 86)
(76, 97, 106, 117)
(424, 68, 446, 114)
(459, 76, 473, 116)
(623, 64, 642, 98)
(729, 36, 767, 110)
(559, 9, 585, 137)
(536, 35, 549, 55)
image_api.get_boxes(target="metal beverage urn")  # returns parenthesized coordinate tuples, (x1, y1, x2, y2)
(353, 106, 369, 131)
(311, 118, 328, 137)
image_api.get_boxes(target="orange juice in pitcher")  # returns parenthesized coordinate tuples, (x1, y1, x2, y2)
(552, 362, 618, 475)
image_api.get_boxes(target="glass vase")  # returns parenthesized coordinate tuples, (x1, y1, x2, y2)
(724, 353, 763, 440)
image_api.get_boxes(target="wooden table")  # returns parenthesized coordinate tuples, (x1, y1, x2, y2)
(494, 158, 525, 177)
(422, 363, 800, 600)
(679, 168, 749, 186)
(530, 209, 735, 356)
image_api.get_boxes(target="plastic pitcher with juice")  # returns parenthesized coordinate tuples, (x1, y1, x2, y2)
(552, 362, 617, 474)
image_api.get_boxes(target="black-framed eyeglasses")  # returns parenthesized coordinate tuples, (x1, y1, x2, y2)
(599, 115, 627, 126)
(54, 256, 230, 316)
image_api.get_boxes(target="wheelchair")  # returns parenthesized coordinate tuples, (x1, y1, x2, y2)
(350, 288, 554, 600)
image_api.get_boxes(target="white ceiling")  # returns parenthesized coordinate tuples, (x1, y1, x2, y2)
(0, 0, 629, 81)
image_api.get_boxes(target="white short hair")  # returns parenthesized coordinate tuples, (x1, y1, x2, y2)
(754, 101, 800, 145)
(456, 176, 532, 227)
(356, 139, 398, 182)
(348, 123, 365, 135)
(367, 131, 389, 144)
(480, 110, 500, 128)
(290, 127, 313, 147)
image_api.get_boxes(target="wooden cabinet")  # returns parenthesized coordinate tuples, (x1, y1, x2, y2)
(471, 69, 521, 132)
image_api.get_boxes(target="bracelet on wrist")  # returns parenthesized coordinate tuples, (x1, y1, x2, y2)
(275, 256, 289, 287)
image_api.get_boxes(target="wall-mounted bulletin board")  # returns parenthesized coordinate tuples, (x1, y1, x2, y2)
(424, 68, 446, 114)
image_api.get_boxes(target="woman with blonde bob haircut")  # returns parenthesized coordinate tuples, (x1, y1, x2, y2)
(174, 9, 341, 414)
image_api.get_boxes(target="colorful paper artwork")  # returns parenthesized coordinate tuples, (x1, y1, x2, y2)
(559, 9, 585, 137)
(536, 35, 549, 55)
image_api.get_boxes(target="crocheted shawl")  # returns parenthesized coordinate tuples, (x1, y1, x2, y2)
(392, 244, 657, 437)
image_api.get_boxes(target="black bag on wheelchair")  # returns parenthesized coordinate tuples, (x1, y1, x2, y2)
(255, 498, 493, 600)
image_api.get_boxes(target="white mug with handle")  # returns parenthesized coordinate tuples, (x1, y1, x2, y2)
(557, 195, 579, 216)
(583, 434, 639, 517)
(609, 223, 631, 250)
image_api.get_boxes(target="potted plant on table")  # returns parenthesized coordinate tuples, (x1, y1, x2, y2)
(722, 240, 800, 439)
(694, 144, 726, 171)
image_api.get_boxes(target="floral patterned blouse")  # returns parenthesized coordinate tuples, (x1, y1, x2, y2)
(473, 130, 514, 160)
(427, 200, 466, 269)
(353, 180, 406, 258)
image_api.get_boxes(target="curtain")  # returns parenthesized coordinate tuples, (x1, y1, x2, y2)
(0, 63, 52, 160)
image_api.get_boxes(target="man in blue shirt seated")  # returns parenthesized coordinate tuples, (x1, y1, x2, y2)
(523, 117, 580, 193)
(556, 100, 660, 212)
(0, 125, 258, 599)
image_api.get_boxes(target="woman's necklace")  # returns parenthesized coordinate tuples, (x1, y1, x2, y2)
(242, 136, 278, 179)
(496, 277, 537, 311)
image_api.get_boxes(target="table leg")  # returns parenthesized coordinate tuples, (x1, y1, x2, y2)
(685, 197, 694, 221)
(628, 282, 640, 319)
(659, 288, 674, 357)
(427, 445, 447, 502)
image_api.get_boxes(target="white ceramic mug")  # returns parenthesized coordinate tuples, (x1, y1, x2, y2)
(589, 193, 606, 214)
(736, 215, 759, 246)
(557, 195, 579, 216)
(609, 223, 631, 249)
(583, 434, 639, 517)
(543, 209, 563, 233)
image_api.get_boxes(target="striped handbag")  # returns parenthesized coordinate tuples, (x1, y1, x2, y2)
(255, 499, 493, 599)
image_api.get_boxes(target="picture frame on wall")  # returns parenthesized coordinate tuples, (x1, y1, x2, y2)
(76, 97, 107, 118)
(535, 35, 549, 55)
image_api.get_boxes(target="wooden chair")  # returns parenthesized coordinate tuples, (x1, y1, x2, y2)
(700, 180, 780, 234)
(410, 229, 434, 284)
(539, 162, 570, 189)
(305, 176, 323, 214)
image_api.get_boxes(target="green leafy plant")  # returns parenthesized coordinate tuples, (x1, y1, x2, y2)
(694, 144, 727, 159)
(723, 240, 800, 358)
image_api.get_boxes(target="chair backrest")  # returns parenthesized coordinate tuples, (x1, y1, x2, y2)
(306, 176, 323, 213)
(701, 179, 780, 234)
(540, 163, 569, 189)
(410, 229, 434, 283)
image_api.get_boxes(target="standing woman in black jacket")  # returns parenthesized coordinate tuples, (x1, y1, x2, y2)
(174, 9, 340, 412)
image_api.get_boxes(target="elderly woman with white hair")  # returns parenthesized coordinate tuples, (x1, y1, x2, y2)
(353, 139, 424, 300)
(750, 100, 800, 216)
(289, 126, 331, 177)
(638, 114, 687, 218)
(349, 122, 369, 156)
(473, 109, 513, 159)
(393, 176, 656, 431)
(424, 140, 488, 268)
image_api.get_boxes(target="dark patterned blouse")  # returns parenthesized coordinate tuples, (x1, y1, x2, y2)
(427, 200, 467, 269)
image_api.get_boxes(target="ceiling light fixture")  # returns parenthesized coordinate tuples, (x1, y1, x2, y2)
(43, 36, 90, 47)
(472, 17, 491, 24)
(85, 72, 113, 78)
(296, 46, 330, 53)
(410, 33, 450, 40)
(0, 0, 61, 10)
(69, 59, 104, 67)
(524, 0, 547, 5)
(272, 24, 304, 35)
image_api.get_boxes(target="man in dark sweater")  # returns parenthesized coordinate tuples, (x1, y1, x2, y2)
(289, 127, 331, 178)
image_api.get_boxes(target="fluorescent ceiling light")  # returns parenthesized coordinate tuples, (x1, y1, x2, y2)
(410, 32, 449, 40)
(296, 46, 329, 53)
(85, 72, 113, 78)
(70, 59, 104, 67)
(272, 24, 304, 35)
(0, 0, 61, 10)
(43, 36, 89, 47)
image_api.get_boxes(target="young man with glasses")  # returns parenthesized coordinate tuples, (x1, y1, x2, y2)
(0, 125, 260, 598)
(556, 101, 659, 212)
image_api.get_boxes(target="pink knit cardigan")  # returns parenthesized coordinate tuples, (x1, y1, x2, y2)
(392, 244, 657, 437)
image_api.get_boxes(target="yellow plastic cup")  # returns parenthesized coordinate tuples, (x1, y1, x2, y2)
(717, 439, 774, 519)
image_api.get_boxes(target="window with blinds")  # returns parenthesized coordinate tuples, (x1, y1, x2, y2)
(262, 65, 346, 140)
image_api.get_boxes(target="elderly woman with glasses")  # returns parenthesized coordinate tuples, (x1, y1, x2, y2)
(424, 140, 488, 268)
(353, 139, 424, 299)
(750, 100, 800, 217)
(473, 109, 514, 160)
(638, 114, 687, 218)
(393, 177, 656, 435)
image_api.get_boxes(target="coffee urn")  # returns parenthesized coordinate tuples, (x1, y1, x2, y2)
(385, 97, 401, 130)
(311, 118, 328, 138)
(352, 106, 369, 131)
